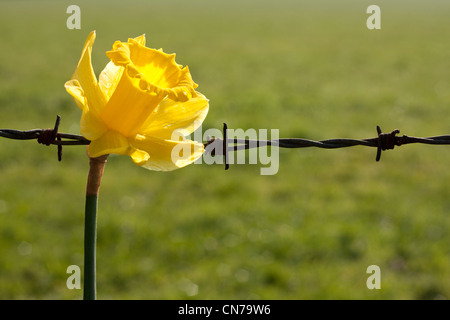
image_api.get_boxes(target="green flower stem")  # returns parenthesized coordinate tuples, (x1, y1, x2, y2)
(84, 195, 98, 300)
(84, 154, 108, 300)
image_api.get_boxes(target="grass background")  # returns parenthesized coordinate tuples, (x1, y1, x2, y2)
(0, 0, 450, 299)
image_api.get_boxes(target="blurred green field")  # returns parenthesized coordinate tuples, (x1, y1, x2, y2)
(1, 0, 450, 299)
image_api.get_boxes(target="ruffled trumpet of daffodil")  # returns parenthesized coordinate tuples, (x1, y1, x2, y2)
(65, 31, 209, 171)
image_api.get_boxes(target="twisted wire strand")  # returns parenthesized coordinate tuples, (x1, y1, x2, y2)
(231, 135, 450, 149)
(2, 117, 450, 164)
(0, 129, 90, 145)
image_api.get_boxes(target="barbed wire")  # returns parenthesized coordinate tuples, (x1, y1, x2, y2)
(2, 116, 450, 167)
(204, 123, 450, 169)
(0, 115, 89, 161)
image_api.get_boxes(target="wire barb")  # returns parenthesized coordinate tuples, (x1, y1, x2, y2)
(37, 115, 60, 146)
(376, 126, 401, 162)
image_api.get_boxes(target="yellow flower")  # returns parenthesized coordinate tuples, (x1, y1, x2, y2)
(65, 31, 208, 171)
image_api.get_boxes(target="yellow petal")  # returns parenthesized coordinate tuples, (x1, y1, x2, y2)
(98, 61, 124, 101)
(87, 130, 130, 158)
(64, 79, 86, 110)
(71, 31, 107, 114)
(65, 79, 107, 140)
(80, 106, 108, 141)
(140, 92, 209, 139)
(129, 147, 150, 165)
(130, 134, 204, 171)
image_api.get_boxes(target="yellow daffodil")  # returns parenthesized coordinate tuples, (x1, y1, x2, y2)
(65, 31, 208, 171)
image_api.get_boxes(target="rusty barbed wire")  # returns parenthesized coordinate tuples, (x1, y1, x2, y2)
(204, 123, 450, 169)
(2, 117, 450, 165)
(0, 115, 90, 161)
